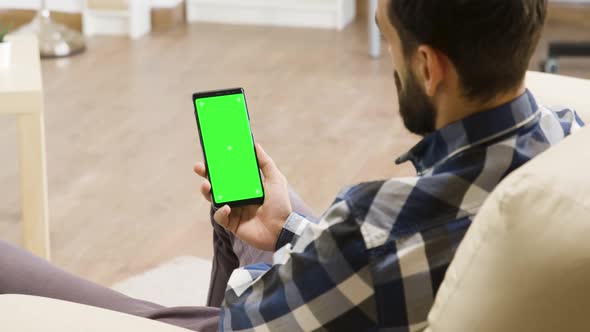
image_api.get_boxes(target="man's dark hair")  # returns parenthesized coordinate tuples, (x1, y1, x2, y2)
(389, 0, 547, 101)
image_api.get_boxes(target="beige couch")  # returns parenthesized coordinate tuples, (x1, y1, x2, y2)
(1, 71, 589, 331)
(426, 72, 590, 331)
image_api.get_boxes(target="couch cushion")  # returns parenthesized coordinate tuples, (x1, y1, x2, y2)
(426, 126, 590, 332)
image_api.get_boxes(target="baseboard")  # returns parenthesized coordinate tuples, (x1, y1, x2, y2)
(186, 0, 357, 30)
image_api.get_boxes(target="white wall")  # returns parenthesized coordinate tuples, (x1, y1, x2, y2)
(0, 0, 181, 12)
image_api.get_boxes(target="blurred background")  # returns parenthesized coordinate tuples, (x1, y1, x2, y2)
(0, 0, 588, 301)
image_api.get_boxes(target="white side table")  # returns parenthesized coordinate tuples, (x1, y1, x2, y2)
(83, 0, 152, 39)
(0, 35, 51, 260)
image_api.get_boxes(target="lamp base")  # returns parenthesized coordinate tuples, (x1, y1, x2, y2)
(17, 11, 86, 58)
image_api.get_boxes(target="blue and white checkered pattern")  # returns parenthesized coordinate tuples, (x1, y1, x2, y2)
(219, 90, 584, 331)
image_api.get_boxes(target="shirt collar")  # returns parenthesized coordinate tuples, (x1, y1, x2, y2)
(396, 90, 540, 174)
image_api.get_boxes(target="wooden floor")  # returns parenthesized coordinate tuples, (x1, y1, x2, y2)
(1, 11, 589, 287)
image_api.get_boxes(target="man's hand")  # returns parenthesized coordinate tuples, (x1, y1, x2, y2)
(194, 144, 292, 251)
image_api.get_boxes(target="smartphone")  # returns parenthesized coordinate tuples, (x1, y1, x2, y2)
(192, 88, 264, 209)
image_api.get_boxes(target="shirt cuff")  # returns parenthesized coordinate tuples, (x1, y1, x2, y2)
(275, 212, 311, 251)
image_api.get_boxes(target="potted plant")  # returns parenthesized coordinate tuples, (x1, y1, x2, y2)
(0, 20, 13, 69)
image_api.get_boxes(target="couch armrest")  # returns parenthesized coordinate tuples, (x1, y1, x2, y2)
(0, 295, 192, 332)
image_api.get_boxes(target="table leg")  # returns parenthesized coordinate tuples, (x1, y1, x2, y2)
(368, 0, 381, 58)
(18, 112, 51, 261)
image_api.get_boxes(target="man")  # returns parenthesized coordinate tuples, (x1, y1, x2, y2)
(0, 0, 584, 331)
(198, 0, 583, 330)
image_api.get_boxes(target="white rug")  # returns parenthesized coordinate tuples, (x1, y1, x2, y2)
(112, 256, 212, 307)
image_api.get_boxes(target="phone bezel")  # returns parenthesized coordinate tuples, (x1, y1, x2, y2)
(192, 87, 265, 209)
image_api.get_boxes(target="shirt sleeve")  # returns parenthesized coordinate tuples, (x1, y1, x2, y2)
(219, 200, 377, 331)
(274, 212, 313, 250)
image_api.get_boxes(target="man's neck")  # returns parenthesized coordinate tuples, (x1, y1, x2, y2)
(435, 83, 527, 130)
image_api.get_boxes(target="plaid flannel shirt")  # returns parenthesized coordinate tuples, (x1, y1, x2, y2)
(219, 90, 584, 331)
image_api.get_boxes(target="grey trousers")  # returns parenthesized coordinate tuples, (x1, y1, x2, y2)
(0, 191, 314, 332)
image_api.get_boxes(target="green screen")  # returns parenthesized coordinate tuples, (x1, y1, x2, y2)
(195, 93, 263, 205)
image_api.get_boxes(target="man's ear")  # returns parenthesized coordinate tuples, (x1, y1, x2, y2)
(415, 45, 445, 97)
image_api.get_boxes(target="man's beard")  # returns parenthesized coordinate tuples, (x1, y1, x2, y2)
(394, 70, 437, 136)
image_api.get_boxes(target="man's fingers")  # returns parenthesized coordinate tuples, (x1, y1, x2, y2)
(213, 205, 232, 231)
(194, 162, 207, 178)
(195, 163, 211, 202)
(255, 143, 282, 181)
(200, 180, 212, 202)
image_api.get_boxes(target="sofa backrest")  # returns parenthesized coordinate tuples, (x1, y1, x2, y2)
(526, 71, 590, 120)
